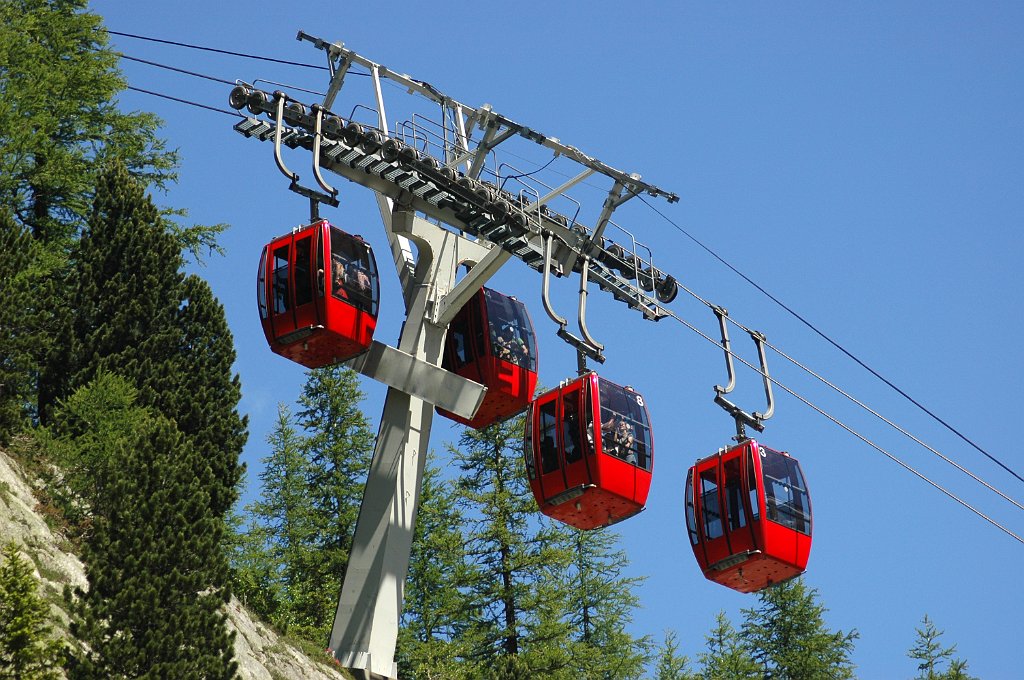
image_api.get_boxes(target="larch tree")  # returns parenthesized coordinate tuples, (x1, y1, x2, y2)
(653, 630, 696, 680)
(907, 615, 977, 680)
(289, 365, 375, 641)
(562, 528, 651, 679)
(451, 417, 574, 679)
(0, 0, 178, 247)
(233, 366, 374, 643)
(697, 612, 759, 679)
(739, 578, 858, 680)
(233, 403, 317, 632)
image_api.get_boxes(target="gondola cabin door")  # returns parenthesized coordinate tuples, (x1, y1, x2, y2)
(685, 440, 812, 593)
(436, 288, 539, 429)
(525, 373, 653, 530)
(257, 220, 379, 369)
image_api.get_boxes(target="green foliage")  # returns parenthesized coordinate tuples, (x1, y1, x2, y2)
(698, 612, 758, 679)
(233, 403, 315, 631)
(46, 372, 149, 533)
(0, 210, 40, 439)
(0, 0, 178, 247)
(61, 162, 245, 516)
(63, 374, 236, 679)
(907, 615, 978, 680)
(451, 417, 574, 678)
(157, 274, 247, 518)
(654, 630, 696, 680)
(562, 529, 651, 679)
(739, 578, 858, 680)
(232, 366, 373, 643)
(47, 164, 242, 677)
(398, 455, 472, 679)
(0, 542, 64, 679)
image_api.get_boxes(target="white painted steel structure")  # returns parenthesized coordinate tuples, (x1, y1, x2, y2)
(228, 32, 680, 680)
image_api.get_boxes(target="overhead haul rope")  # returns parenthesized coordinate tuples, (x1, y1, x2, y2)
(119, 53, 237, 86)
(105, 29, 328, 70)
(660, 305, 1023, 545)
(125, 85, 240, 117)
(656, 260, 1024, 514)
(106, 30, 1023, 539)
(636, 194, 1024, 487)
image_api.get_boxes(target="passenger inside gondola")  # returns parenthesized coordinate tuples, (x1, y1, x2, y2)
(562, 395, 583, 464)
(598, 385, 648, 468)
(331, 258, 348, 297)
(486, 296, 534, 370)
(329, 230, 375, 314)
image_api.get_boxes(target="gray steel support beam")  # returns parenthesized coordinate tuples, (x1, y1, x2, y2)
(328, 211, 485, 680)
(345, 340, 486, 419)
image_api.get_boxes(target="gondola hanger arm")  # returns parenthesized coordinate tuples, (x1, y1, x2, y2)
(750, 330, 775, 423)
(541, 231, 604, 371)
(712, 305, 773, 439)
(713, 305, 736, 396)
(271, 91, 339, 208)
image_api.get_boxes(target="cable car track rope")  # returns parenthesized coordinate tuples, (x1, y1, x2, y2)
(104, 31, 1024, 544)
(635, 193, 1024, 488)
(659, 305, 1024, 545)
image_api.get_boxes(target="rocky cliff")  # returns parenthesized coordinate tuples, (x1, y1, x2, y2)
(0, 448, 348, 680)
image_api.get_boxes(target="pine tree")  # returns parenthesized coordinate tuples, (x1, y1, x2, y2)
(907, 615, 977, 680)
(563, 528, 650, 679)
(62, 162, 245, 522)
(654, 630, 696, 680)
(51, 165, 242, 676)
(739, 578, 858, 680)
(0, 543, 64, 679)
(63, 375, 236, 679)
(397, 455, 473, 680)
(698, 612, 758, 679)
(64, 162, 182, 398)
(452, 417, 574, 679)
(157, 274, 247, 519)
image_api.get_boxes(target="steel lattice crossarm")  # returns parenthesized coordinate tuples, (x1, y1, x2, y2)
(227, 32, 682, 353)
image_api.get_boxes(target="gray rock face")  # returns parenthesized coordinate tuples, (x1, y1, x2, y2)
(0, 448, 345, 680)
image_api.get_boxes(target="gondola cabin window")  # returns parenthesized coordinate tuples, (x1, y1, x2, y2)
(597, 378, 652, 471)
(273, 244, 290, 314)
(330, 227, 378, 315)
(760, 447, 811, 535)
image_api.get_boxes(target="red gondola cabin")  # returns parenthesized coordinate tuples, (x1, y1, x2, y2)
(258, 220, 379, 368)
(685, 440, 812, 593)
(436, 287, 539, 429)
(525, 373, 653, 530)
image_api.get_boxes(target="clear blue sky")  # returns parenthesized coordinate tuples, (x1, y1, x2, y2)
(92, 1, 1023, 676)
